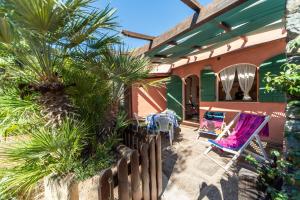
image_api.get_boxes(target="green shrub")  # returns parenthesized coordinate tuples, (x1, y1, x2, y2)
(0, 87, 42, 138)
(0, 119, 89, 197)
(246, 150, 292, 200)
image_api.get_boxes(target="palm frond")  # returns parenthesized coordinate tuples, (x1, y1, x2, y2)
(0, 118, 89, 197)
(100, 45, 150, 101)
(0, 0, 118, 81)
(0, 88, 42, 138)
(0, 17, 14, 45)
(65, 6, 117, 48)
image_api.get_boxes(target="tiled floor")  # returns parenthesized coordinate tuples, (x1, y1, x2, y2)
(160, 125, 277, 200)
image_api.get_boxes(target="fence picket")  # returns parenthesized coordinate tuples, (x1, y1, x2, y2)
(44, 131, 162, 200)
(149, 138, 157, 200)
(118, 158, 129, 200)
(99, 169, 114, 200)
(130, 150, 142, 200)
(155, 134, 162, 197)
(141, 143, 150, 200)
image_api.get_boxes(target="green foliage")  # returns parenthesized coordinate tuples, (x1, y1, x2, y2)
(0, 0, 117, 82)
(61, 61, 110, 126)
(265, 63, 300, 97)
(287, 36, 300, 54)
(265, 35, 300, 199)
(246, 150, 292, 200)
(0, 119, 89, 198)
(0, 87, 42, 137)
(85, 45, 151, 104)
(73, 140, 114, 181)
(0, 0, 152, 198)
(114, 111, 130, 132)
(72, 111, 128, 181)
(265, 37, 300, 97)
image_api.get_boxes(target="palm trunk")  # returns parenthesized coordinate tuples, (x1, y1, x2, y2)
(284, 0, 300, 191)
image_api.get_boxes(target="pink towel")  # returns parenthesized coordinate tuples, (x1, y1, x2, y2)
(215, 113, 269, 150)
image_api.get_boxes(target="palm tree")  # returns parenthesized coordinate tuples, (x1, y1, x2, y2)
(0, 0, 153, 197)
(0, 0, 118, 125)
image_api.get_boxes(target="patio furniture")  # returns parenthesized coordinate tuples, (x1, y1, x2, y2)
(204, 112, 270, 171)
(162, 109, 180, 127)
(198, 111, 226, 137)
(154, 114, 174, 146)
(146, 110, 179, 132)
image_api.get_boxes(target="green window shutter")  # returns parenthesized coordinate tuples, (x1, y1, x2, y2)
(167, 75, 183, 119)
(259, 54, 286, 102)
(201, 70, 216, 101)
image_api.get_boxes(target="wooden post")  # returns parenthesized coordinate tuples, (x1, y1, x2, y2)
(180, 0, 202, 13)
(149, 138, 157, 200)
(130, 150, 142, 200)
(123, 131, 127, 146)
(99, 169, 114, 200)
(118, 158, 129, 200)
(128, 132, 132, 148)
(141, 144, 150, 200)
(122, 30, 155, 41)
(155, 134, 162, 197)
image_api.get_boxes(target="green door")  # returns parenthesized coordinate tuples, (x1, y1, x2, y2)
(167, 75, 183, 120)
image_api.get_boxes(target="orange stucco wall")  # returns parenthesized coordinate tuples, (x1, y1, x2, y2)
(132, 78, 167, 117)
(172, 39, 286, 77)
(132, 38, 287, 144)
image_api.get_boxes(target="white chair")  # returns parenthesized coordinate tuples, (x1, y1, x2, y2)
(204, 113, 270, 171)
(154, 114, 174, 146)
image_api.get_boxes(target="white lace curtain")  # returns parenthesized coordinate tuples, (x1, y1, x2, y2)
(219, 64, 256, 101)
(219, 66, 236, 100)
(236, 64, 256, 100)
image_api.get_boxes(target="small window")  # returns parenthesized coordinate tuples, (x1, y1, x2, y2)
(218, 64, 257, 102)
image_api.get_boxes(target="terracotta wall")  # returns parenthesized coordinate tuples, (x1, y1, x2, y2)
(131, 78, 167, 117)
(132, 39, 287, 144)
(172, 39, 286, 77)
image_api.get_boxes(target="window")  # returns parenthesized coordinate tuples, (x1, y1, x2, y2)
(218, 64, 257, 101)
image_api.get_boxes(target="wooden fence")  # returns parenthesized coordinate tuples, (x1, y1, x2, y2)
(99, 131, 162, 200)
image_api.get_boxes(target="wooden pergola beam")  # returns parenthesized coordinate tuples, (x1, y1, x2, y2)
(154, 54, 168, 58)
(134, 0, 246, 56)
(151, 61, 163, 64)
(121, 30, 155, 41)
(180, 56, 189, 59)
(218, 21, 231, 32)
(192, 45, 203, 50)
(180, 0, 202, 13)
(218, 22, 248, 42)
(167, 40, 178, 46)
(240, 35, 248, 42)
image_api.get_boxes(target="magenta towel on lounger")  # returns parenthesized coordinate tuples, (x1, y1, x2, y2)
(212, 113, 269, 150)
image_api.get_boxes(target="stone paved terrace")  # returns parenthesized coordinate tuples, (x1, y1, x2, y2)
(160, 125, 280, 200)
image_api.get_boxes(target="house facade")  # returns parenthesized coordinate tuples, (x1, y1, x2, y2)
(128, 0, 287, 144)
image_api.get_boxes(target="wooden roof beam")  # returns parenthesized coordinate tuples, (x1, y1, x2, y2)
(134, 0, 247, 56)
(121, 30, 155, 41)
(180, 56, 189, 59)
(154, 54, 168, 58)
(151, 61, 163, 64)
(240, 35, 248, 42)
(192, 45, 203, 50)
(180, 0, 202, 13)
(167, 40, 178, 46)
(218, 21, 231, 32)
